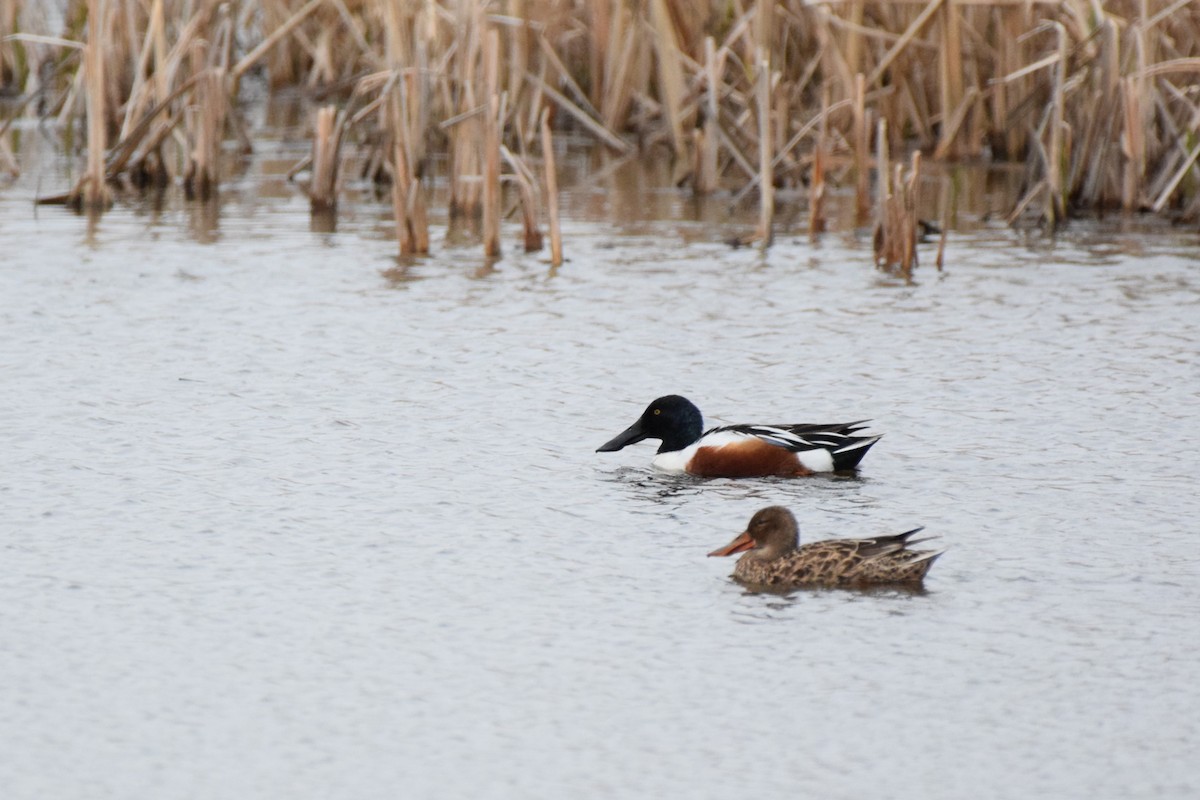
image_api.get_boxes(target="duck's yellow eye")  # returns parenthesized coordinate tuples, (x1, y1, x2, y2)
(653, 409, 661, 415)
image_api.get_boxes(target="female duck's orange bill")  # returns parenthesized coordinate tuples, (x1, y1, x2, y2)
(707, 530, 756, 557)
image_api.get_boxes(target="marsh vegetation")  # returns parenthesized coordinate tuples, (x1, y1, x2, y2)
(3, 0, 1199, 268)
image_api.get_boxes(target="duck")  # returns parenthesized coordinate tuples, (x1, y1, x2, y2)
(596, 395, 881, 478)
(708, 506, 943, 588)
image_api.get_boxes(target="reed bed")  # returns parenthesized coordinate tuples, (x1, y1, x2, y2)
(3, 0, 1200, 253)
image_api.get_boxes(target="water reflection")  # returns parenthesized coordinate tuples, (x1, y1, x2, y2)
(309, 208, 337, 235)
(186, 194, 221, 243)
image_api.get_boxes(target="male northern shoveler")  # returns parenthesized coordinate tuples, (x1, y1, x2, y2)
(595, 395, 881, 478)
(708, 506, 944, 588)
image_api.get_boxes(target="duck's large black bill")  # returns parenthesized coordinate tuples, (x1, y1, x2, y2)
(596, 420, 649, 452)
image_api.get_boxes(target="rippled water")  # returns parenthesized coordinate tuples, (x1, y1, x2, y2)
(2, 123, 1199, 798)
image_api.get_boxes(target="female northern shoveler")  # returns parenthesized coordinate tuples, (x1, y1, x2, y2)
(596, 395, 881, 478)
(708, 506, 943, 588)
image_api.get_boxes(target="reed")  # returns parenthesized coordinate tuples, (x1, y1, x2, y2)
(540, 108, 562, 267)
(692, 36, 719, 195)
(308, 104, 342, 213)
(11, 0, 1200, 238)
(852, 72, 870, 223)
(72, 0, 110, 209)
(754, 48, 773, 248)
(389, 78, 431, 257)
(1, 0, 24, 93)
(447, 1, 483, 223)
(809, 87, 829, 239)
(502, 142, 543, 253)
(482, 27, 501, 258)
(874, 118, 922, 276)
(182, 52, 227, 200)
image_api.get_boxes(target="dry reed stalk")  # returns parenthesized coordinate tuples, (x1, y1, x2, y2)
(997, 5, 1028, 160)
(1073, 14, 1121, 210)
(483, 27, 501, 258)
(844, 1, 866, 77)
(754, 50, 773, 248)
(540, 109, 562, 268)
(903, 151, 921, 270)
(1151, 140, 1200, 213)
(933, 86, 980, 161)
(871, 134, 924, 274)
(649, 0, 687, 156)
(391, 135, 416, 255)
(586, 0, 611, 111)
(873, 118, 890, 266)
(104, 71, 198, 179)
(936, 207, 948, 270)
(527, 72, 630, 153)
(1122, 63, 1147, 209)
(506, 0, 531, 119)
(386, 76, 429, 255)
(116, 0, 160, 140)
(381, 2, 429, 255)
(15, 0, 1200, 232)
(866, 0, 945, 89)
(233, 0, 324, 84)
(0, 0, 22, 91)
(598, 3, 640, 135)
(1046, 21, 1067, 225)
(183, 57, 227, 200)
(853, 72, 869, 223)
(935, 1, 964, 158)
(0, 129, 17, 177)
(809, 88, 829, 239)
(448, 1, 484, 222)
(308, 105, 343, 213)
(71, 0, 111, 210)
(692, 36, 719, 195)
(812, 6, 854, 104)
(501, 144, 543, 252)
(390, 79, 430, 255)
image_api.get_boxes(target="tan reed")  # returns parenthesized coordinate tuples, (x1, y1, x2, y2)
(6, 0, 1200, 246)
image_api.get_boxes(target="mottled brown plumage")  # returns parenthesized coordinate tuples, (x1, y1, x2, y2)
(708, 506, 943, 588)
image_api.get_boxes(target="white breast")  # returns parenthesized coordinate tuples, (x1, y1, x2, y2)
(649, 430, 745, 474)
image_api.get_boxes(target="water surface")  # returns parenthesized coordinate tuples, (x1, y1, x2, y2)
(2, 125, 1199, 799)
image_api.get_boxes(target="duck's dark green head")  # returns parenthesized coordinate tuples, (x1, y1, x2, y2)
(596, 395, 704, 454)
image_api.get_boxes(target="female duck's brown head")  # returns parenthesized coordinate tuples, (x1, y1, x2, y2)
(707, 506, 798, 561)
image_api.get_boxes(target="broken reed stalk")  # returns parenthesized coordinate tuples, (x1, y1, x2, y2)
(482, 27, 501, 258)
(874, 121, 921, 275)
(540, 109, 562, 268)
(309, 104, 342, 213)
(501, 144, 543, 252)
(873, 117, 890, 266)
(903, 151, 921, 270)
